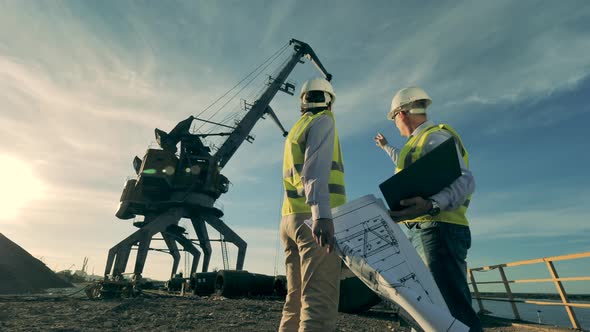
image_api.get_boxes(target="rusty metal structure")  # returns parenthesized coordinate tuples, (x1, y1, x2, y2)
(103, 39, 332, 285)
(469, 251, 590, 330)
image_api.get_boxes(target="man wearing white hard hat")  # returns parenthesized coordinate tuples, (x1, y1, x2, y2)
(279, 77, 346, 331)
(374, 86, 482, 331)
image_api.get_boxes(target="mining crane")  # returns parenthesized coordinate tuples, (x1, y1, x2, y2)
(103, 39, 332, 285)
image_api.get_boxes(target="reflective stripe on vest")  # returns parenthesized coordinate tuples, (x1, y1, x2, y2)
(397, 124, 471, 226)
(281, 110, 346, 216)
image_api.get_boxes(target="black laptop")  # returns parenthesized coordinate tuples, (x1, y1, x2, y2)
(379, 138, 461, 211)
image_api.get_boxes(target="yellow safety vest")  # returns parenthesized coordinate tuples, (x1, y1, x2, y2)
(396, 124, 471, 226)
(281, 110, 346, 216)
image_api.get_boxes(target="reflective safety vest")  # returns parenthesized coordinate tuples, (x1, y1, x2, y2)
(281, 110, 346, 216)
(397, 124, 471, 226)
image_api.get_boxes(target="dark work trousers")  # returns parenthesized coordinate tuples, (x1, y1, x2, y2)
(407, 221, 483, 332)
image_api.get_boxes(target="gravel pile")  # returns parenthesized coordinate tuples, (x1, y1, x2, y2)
(0, 233, 72, 294)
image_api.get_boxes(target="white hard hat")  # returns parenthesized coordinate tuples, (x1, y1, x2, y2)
(388, 86, 432, 120)
(300, 78, 336, 110)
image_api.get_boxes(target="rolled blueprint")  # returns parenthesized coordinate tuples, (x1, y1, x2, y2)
(307, 195, 468, 332)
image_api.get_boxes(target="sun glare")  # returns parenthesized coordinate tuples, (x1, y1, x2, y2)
(0, 155, 44, 220)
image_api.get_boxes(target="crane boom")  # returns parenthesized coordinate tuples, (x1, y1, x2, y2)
(214, 39, 331, 169)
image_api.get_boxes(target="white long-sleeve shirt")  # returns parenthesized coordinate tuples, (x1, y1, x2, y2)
(299, 113, 337, 221)
(380, 120, 475, 211)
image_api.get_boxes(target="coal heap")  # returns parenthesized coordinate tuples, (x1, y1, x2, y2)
(0, 233, 72, 294)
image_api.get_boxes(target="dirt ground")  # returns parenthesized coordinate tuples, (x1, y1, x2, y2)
(0, 289, 572, 332)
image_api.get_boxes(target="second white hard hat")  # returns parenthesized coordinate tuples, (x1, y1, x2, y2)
(300, 78, 336, 110)
(388, 86, 432, 120)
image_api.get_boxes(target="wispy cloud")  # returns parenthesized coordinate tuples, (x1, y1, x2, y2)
(1, 1, 588, 281)
(470, 186, 590, 238)
(472, 207, 586, 238)
(326, 0, 590, 136)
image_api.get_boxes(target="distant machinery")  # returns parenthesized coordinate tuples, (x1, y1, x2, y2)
(103, 39, 333, 284)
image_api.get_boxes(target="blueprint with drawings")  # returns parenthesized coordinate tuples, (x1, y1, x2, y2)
(308, 194, 468, 332)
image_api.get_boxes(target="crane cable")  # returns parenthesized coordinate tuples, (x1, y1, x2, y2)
(192, 42, 290, 130)
(194, 42, 288, 118)
(201, 51, 294, 143)
(195, 44, 291, 133)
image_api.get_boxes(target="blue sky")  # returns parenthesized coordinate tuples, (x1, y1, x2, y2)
(0, 1, 589, 294)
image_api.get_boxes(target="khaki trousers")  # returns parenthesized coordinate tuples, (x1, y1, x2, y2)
(278, 213, 341, 332)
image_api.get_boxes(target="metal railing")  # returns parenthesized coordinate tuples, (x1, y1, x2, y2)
(468, 251, 590, 330)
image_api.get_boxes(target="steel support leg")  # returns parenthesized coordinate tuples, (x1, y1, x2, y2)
(191, 217, 212, 272)
(112, 245, 132, 278)
(133, 231, 153, 280)
(104, 246, 117, 278)
(104, 207, 185, 279)
(162, 233, 181, 279)
(172, 233, 202, 276)
(206, 216, 247, 270)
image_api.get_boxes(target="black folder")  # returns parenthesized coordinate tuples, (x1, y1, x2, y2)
(379, 138, 461, 211)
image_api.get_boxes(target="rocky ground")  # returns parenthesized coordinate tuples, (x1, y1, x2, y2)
(0, 288, 573, 332)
